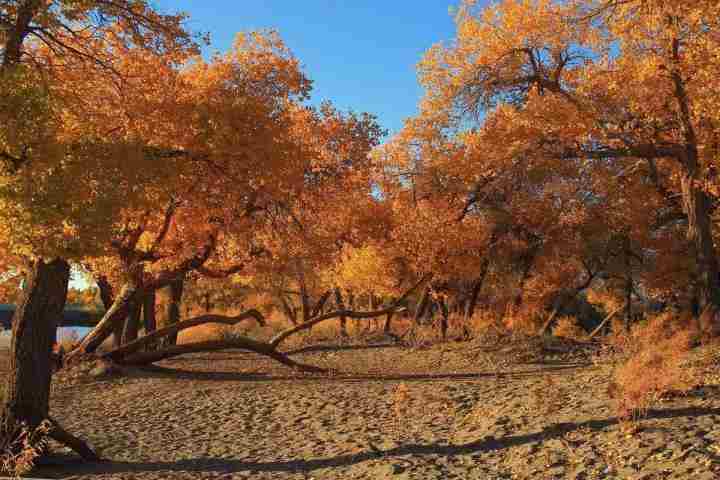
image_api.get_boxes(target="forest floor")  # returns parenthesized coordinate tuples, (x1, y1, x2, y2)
(22, 333, 720, 479)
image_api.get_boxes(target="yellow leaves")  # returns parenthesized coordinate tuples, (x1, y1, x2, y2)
(323, 244, 398, 296)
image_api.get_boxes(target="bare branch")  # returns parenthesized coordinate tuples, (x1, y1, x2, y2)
(104, 309, 265, 361)
(119, 338, 328, 373)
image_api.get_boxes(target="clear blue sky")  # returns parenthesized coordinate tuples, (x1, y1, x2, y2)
(153, 1, 470, 138)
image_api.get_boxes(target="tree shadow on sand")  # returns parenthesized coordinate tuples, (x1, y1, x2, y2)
(38, 405, 720, 478)
(130, 362, 586, 383)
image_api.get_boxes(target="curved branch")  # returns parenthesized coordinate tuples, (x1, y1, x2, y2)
(269, 306, 407, 349)
(119, 338, 327, 373)
(103, 309, 265, 361)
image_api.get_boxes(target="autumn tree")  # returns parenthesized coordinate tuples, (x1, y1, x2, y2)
(0, 0, 197, 464)
(385, 0, 720, 335)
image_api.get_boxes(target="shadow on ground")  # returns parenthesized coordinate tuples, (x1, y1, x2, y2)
(132, 362, 587, 383)
(39, 405, 720, 478)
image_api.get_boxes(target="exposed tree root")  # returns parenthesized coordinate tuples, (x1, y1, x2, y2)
(47, 418, 101, 462)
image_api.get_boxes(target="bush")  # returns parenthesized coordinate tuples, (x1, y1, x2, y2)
(0, 420, 50, 477)
(610, 313, 696, 419)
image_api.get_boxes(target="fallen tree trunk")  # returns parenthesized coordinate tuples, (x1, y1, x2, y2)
(103, 309, 265, 362)
(119, 338, 326, 373)
(67, 282, 137, 362)
(269, 306, 407, 349)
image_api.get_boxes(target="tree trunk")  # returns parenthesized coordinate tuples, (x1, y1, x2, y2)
(466, 261, 489, 320)
(414, 287, 432, 326)
(311, 290, 331, 318)
(1, 0, 41, 69)
(121, 299, 141, 345)
(1, 258, 69, 438)
(670, 37, 720, 318)
(160, 276, 185, 348)
(334, 288, 348, 338)
(383, 306, 395, 334)
(70, 281, 137, 357)
(96, 276, 122, 349)
(680, 173, 720, 313)
(143, 291, 156, 334)
(437, 297, 449, 339)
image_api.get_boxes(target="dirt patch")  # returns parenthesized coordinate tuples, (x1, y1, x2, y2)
(18, 340, 720, 479)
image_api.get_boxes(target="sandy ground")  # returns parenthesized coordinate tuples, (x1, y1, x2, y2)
(24, 338, 720, 479)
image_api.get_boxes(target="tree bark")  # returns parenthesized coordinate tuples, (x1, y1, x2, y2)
(160, 276, 185, 348)
(466, 261, 489, 320)
(143, 291, 157, 334)
(311, 290, 332, 318)
(670, 37, 720, 317)
(437, 297, 449, 339)
(1, 258, 69, 439)
(69, 281, 137, 358)
(414, 287, 432, 326)
(104, 310, 265, 362)
(121, 299, 141, 345)
(334, 288, 348, 338)
(96, 276, 123, 349)
(1, 0, 42, 69)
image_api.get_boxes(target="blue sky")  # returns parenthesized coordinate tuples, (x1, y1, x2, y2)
(153, 1, 470, 138)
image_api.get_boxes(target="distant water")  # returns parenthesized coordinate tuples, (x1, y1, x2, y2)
(0, 326, 91, 348)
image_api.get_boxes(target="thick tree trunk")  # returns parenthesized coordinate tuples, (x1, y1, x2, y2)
(1, 258, 69, 438)
(680, 174, 720, 312)
(121, 299, 141, 345)
(160, 276, 185, 348)
(670, 38, 720, 318)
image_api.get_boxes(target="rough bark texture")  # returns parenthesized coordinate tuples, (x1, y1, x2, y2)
(0, 258, 69, 437)
(143, 291, 157, 334)
(160, 276, 185, 348)
(121, 338, 327, 373)
(670, 37, 720, 317)
(121, 299, 141, 345)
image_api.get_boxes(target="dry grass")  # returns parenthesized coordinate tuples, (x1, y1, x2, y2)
(0, 420, 50, 478)
(610, 313, 696, 419)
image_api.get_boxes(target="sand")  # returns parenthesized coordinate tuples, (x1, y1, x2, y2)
(26, 338, 720, 479)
